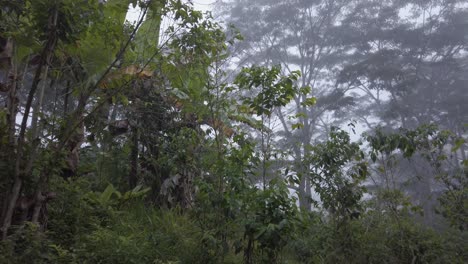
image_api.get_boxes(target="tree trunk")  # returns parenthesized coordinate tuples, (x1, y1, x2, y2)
(1, 39, 17, 229)
(129, 125, 139, 189)
(1, 6, 58, 239)
(298, 176, 308, 210)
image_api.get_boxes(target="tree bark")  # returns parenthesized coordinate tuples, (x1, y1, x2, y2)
(129, 125, 139, 189)
(1, 6, 58, 240)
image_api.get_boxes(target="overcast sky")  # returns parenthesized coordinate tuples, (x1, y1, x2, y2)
(126, 0, 215, 22)
(192, 0, 215, 12)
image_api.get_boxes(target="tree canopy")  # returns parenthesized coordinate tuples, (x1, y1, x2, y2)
(0, 0, 466, 263)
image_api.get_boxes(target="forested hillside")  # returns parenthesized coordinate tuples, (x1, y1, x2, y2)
(0, 0, 466, 263)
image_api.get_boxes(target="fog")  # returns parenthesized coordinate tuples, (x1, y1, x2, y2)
(211, 0, 468, 225)
(0, 1, 466, 261)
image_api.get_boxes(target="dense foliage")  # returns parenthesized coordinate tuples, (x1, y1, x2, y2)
(0, 0, 466, 263)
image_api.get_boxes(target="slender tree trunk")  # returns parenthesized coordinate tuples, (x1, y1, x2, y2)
(25, 76, 51, 175)
(63, 80, 71, 117)
(29, 63, 50, 139)
(298, 177, 307, 210)
(299, 109, 312, 211)
(1, 7, 58, 240)
(31, 173, 48, 225)
(1, 42, 17, 228)
(6, 49, 17, 147)
(129, 125, 139, 189)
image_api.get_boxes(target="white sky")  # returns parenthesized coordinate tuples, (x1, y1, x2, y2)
(126, 0, 215, 22)
(192, 0, 216, 12)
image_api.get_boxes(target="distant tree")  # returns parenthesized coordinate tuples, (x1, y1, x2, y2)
(217, 0, 362, 210)
(337, 0, 468, 225)
(338, 0, 468, 132)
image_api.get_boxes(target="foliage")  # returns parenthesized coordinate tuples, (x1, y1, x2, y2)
(0, 0, 466, 263)
(290, 211, 467, 264)
(307, 128, 367, 221)
(235, 65, 300, 117)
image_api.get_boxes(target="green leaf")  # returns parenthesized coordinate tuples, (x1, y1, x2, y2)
(451, 138, 465, 152)
(292, 123, 304, 130)
(301, 97, 317, 107)
(300, 86, 311, 95)
(99, 184, 119, 205)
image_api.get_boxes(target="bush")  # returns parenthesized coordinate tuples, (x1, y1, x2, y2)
(289, 211, 468, 264)
(75, 205, 207, 263)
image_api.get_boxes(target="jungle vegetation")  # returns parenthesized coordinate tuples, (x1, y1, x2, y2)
(0, 0, 466, 263)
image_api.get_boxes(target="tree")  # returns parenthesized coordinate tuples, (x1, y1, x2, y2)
(337, 0, 468, 225)
(0, 0, 227, 237)
(217, 0, 364, 210)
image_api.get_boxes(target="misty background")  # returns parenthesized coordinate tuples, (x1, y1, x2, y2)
(195, 0, 468, 227)
(0, 0, 466, 262)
